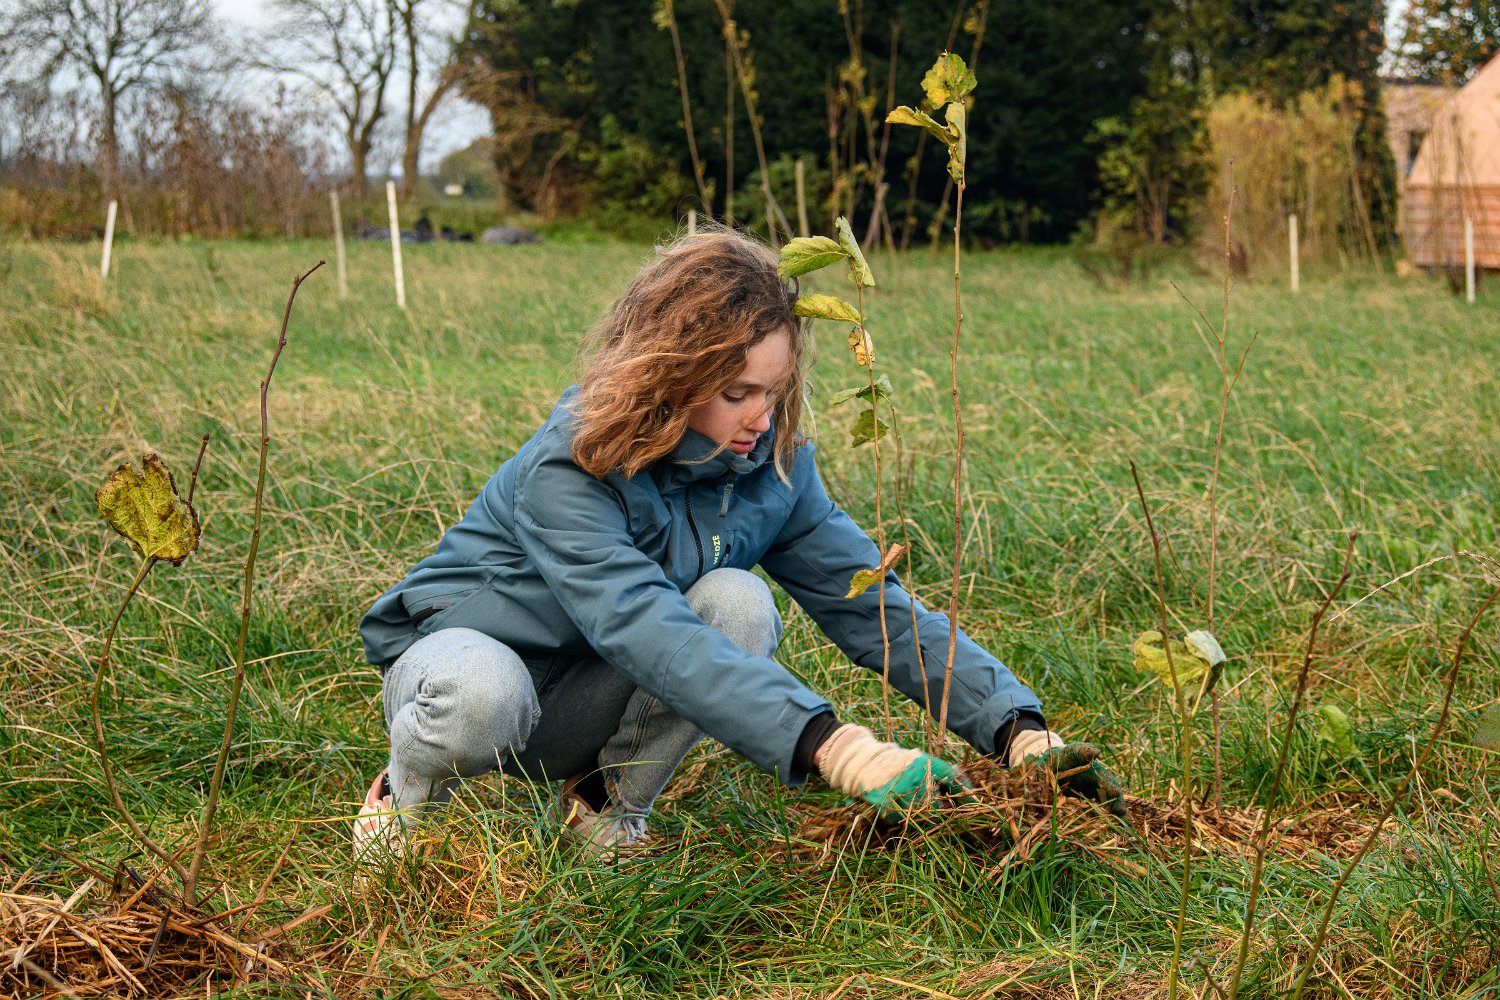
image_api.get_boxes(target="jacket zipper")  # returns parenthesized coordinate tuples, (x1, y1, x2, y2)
(685, 489, 705, 579)
(719, 474, 735, 516)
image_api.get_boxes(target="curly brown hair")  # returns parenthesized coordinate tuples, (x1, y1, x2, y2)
(570, 227, 809, 481)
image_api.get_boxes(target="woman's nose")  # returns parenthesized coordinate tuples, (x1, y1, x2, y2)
(748, 403, 773, 433)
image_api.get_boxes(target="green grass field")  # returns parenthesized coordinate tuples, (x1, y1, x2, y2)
(2, 235, 1498, 999)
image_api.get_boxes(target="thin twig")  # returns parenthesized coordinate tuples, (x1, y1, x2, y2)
(185, 260, 324, 905)
(936, 132, 967, 754)
(1130, 461, 1193, 1000)
(1227, 531, 1357, 1000)
(1289, 583, 1500, 999)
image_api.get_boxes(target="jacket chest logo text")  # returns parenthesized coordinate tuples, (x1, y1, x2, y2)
(712, 534, 722, 566)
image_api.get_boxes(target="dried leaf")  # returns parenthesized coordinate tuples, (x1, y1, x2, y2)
(847, 327, 875, 367)
(921, 52, 977, 108)
(1475, 703, 1500, 748)
(835, 216, 875, 288)
(777, 236, 846, 279)
(96, 454, 201, 565)
(846, 543, 909, 598)
(1316, 704, 1357, 760)
(849, 407, 889, 446)
(793, 293, 861, 323)
(829, 374, 893, 407)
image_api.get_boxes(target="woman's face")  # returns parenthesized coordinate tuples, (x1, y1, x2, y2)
(685, 328, 791, 456)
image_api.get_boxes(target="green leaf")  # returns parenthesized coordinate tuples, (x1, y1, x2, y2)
(921, 52, 976, 109)
(1475, 704, 1500, 748)
(777, 236, 846, 279)
(1316, 704, 1357, 760)
(849, 407, 889, 446)
(829, 374, 893, 407)
(793, 293, 861, 323)
(95, 453, 202, 565)
(835, 216, 875, 288)
(885, 106, 952, 145)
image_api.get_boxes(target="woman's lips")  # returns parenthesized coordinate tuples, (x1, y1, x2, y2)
(729, 439, 756, 454)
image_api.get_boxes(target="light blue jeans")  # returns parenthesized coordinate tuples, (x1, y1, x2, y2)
(380, 568, 783, 820)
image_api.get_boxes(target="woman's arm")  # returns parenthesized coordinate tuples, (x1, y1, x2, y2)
(511, 424, 831, 784)
(758, 443, 1044, 756)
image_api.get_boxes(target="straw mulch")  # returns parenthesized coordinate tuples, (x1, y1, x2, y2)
(795, 756, 1383, 876)
(1, 865, 307, 999)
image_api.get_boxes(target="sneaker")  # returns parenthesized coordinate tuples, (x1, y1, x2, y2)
(554, 775, 649, 857)
(353, 769, 407, 861)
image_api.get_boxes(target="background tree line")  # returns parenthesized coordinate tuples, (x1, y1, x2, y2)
(2, 0, 1495, 254)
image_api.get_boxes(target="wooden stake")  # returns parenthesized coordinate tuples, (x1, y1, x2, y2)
(795, 157, 809, 237)
(1288, 213, 1299, 293)
(101, 200, 118, 278)
(1465, 216, 1476, 303)
(386, 180, 406, 310)
(329, 190, 348, 299)
(687, 208, 697, 235)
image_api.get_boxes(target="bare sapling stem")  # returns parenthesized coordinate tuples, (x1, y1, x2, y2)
(936, 172, 965, 754)
(1288, 583, 1500, 999)
(185, 260, 324, 906)
(856, 285, 897, 741)
(91, 554, 187, 880)
(1205, 161, 1238, 812)
(1226, 530, 1357, 1000)
(1130, 461, 1193, 1000)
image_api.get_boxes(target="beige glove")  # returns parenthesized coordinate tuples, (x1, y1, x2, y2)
(815, 724, 969, 819)
(1006, 728, 1066, 767)
(1006, 728, 1129, 819)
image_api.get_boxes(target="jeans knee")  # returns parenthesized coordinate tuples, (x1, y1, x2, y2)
(385, 627, 540, 773)
(686, 568, 782, 656)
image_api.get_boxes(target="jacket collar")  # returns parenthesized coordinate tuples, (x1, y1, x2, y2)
(653, 425, 772, 489)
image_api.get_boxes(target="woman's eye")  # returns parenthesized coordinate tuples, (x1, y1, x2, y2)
(724, 394, 746, 404)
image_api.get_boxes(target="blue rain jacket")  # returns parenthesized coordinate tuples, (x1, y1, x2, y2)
(360, 387, 1043, 784)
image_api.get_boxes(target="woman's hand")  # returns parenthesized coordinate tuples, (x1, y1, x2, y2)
(1010, 730, 1129, 819)
(816, 724, 970, 820)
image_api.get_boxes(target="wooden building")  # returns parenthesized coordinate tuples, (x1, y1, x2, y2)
(1404, 53, 1500, 269)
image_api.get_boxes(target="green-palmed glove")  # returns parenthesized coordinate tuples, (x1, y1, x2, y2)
(816, 723, 970, 820)
(1008, 729, 1129, 820)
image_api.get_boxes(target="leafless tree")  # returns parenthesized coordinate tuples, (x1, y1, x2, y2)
(390, 0, 463, 198)
(3, 0, 216, 196)
(265, 0, 397, 199)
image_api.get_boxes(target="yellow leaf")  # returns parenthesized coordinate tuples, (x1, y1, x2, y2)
(921, 52, 977, 109)
(95, 453, 201, 565)
(777, 236, 846, 280)
(846, 543, 908, 598)
(793, 294, 861, 323)
(848, 326, 874, 367)
(1132, 629, 1214, 688)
